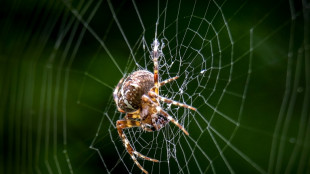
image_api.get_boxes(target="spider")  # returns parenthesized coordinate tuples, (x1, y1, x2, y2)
(113, 39, 196, 174)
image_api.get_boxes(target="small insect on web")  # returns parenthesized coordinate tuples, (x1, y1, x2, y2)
(113, 38, 197, 174)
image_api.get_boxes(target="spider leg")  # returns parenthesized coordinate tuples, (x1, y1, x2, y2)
(148, 91, 197, 111)
(116, 118, 158, 174)
(151, 76, 179, 92)
(152, 39, 160, 95)
(125, 113, 141, 119)
(159, 109, 189, 135)
(125, 110, 141, 119)
(116, 118, 159, 161)
(142, 95, 189, 135)
(159, 76, 179, 87)
(113, 77, 126, 113)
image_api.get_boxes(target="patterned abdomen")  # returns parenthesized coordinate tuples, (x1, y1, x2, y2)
(117, 70, 154, 112)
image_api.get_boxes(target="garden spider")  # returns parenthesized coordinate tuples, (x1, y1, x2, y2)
(113, 39, 196, 174)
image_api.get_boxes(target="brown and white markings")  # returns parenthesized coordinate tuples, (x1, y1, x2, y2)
(113, 39, 196, 174)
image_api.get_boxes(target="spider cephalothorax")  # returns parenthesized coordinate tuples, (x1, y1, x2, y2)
(113, 39, 196, 174)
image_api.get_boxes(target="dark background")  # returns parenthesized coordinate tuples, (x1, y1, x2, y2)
(1, 0, 309, 173)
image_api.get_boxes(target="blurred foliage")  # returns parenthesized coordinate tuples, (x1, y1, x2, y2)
(0, 0, 309, 174)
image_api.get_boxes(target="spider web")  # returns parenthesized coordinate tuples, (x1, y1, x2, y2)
(1, 0, 310, 174)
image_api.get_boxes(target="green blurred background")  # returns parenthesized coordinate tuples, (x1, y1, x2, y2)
(1, 0, 309, 173)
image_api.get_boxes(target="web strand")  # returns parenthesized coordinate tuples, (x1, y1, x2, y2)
(1, 0, 309, 174)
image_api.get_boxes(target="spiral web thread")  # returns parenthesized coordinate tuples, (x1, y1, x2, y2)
(1, 0, 309, 174)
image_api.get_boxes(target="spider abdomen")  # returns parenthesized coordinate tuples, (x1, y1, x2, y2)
(116, 70, 154, 113)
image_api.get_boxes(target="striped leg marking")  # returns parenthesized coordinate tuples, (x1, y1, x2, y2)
(153, 39, 160, 95)
(159, 109, 189, 136)
(159, 76, 179, 86)
(151, 76, 179, 92)
(116, 118, 158, 174)
(148, 91, 196, 111)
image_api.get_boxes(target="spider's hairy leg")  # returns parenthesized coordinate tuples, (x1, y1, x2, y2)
(159, 109, 189, 136)
(159, 76, 179, 86)
(148, 91, 197, 111)
(116, 119, 158, 174)
(142, 94, 189, 135)
(152, 39, 160, 95)
(133, 151, 159, 163)
(151, 76, 179, 92)
(125, 110, 141, 119)
(125, 114, 141, 119)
